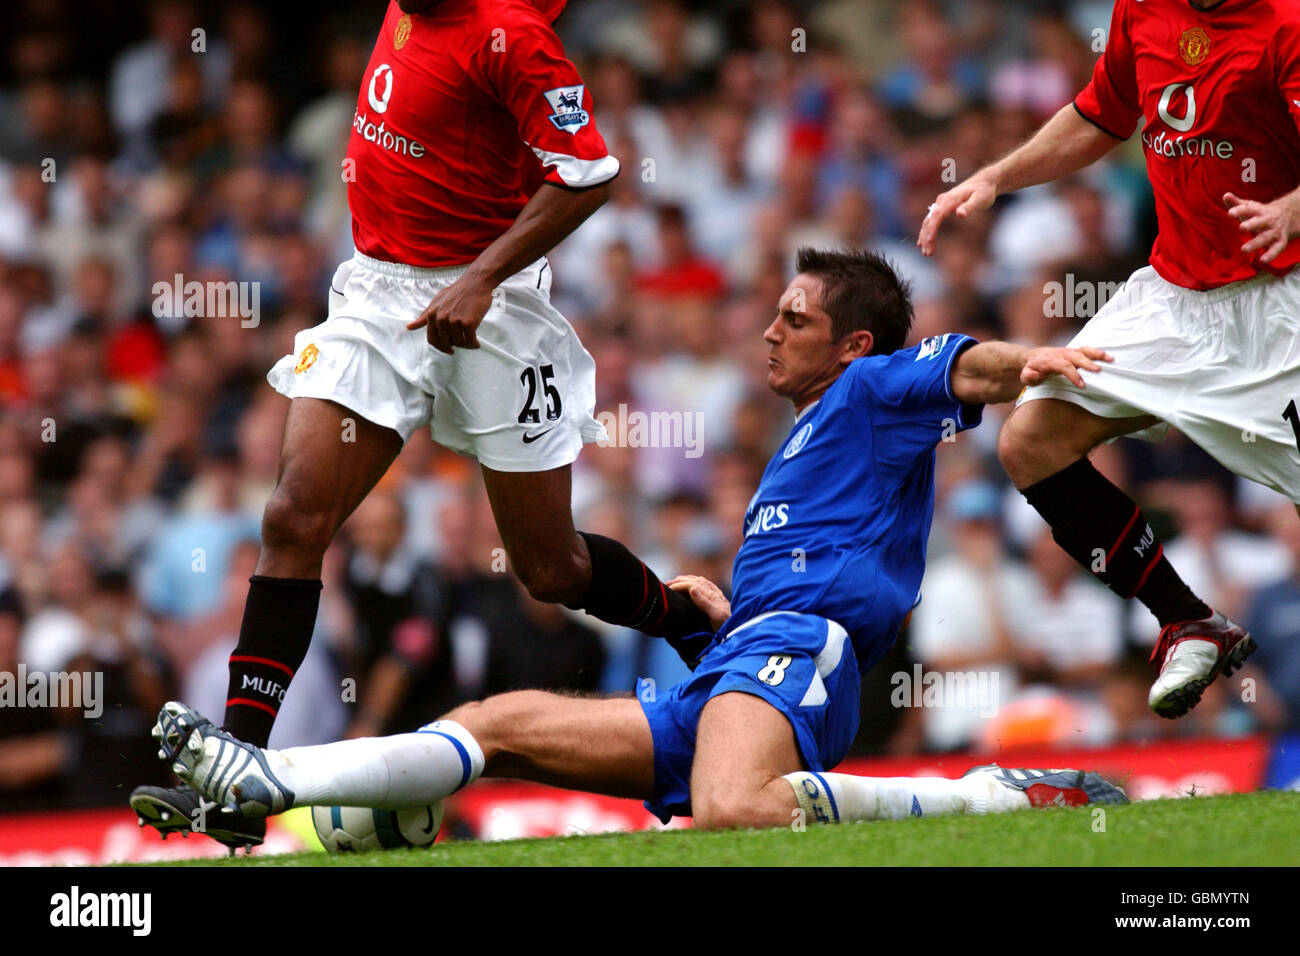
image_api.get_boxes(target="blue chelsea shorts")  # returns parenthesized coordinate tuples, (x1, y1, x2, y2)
(637, 610, 860, 822)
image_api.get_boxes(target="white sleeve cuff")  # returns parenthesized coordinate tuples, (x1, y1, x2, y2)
(529, 147, 620, 188)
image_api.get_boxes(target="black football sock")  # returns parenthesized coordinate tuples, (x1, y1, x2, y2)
(569, 532, 714, 665)
(221, 575, 322, 746)
(1020, 458, 1211, 627)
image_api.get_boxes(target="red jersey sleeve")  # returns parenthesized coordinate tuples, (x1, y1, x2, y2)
(474, 9, 620, 189)
(1074, 0, 1142, 140)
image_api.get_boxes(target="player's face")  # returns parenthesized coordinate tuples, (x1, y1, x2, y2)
(763, 275, 869, 408)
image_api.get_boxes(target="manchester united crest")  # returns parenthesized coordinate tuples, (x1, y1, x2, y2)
(294, 343, 320, 374)
(394, 13, 412, 50)
(1179, 26, 1210, 67)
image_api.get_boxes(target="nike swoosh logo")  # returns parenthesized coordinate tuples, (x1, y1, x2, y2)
(522, 427, 555, 444)
(418, 806, 436, 834)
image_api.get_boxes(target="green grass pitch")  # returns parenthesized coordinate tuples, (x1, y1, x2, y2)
(139, 792, 1298, 867)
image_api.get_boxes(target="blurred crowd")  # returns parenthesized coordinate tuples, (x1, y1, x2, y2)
(1, 0, 1298, 813)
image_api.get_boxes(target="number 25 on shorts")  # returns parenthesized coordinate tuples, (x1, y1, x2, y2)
(518, 363, 561, 424)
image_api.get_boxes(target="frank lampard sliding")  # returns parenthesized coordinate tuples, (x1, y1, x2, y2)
(148, 249, 1127, 836)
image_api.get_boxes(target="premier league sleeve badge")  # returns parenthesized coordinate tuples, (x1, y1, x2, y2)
(542, 85, 591, 133)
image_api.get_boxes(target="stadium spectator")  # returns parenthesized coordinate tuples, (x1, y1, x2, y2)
(683, 103, 771, 266)
(1128, 478, 1293, 645)
(1017, 525, 1124, 690)
(877, 1, 984, 132)
(1242, 503, 1300, 732)
(909, 479, 1032, 750)
(339, 491, 454, 737)
(977, 524, 1126, 749)
(137, 446, 260, 620)
(0, 585, 66, 813)
(987, 10, 1092, 123)
(815, 88, 905, 240)
(108, 0, 231, 146)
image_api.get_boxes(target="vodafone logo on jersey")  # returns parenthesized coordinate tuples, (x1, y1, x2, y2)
(1142, 81, 1234, 161)
(353, 108, 428, 159)
(1157, 82, 1195, 132)
(353, 62, 428, 159)
(368, 64, 394, 113)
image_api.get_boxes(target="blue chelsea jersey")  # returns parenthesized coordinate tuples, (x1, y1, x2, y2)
(723, 333, 983, 672)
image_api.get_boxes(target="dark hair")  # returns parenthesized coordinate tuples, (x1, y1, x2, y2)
(794, 247, 914, 355)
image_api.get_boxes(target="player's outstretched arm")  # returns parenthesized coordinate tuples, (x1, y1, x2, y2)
(407, 180, 613, 353)
(950, 341, 1113, 406)
(917, 104, 1120, 256)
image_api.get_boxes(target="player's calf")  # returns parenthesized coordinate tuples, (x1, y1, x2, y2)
(447, 690, 656, 798)
(1002, 409, 1218, 714)
(481, 467, 712, 653)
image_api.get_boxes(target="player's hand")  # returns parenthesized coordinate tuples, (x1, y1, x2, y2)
(1020, 345, 1112, 388)
(1224, 191, 1300, 264)
(917, 178, 997, 257)
(406, 273, 496, 354)
(667, 574, 731, 632)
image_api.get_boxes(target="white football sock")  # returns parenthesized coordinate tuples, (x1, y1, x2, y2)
(269, 720, 485, 809)
(784, 770, 1027, 823)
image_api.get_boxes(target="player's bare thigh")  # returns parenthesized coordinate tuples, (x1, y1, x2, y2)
(480, 463, 590, 604)
(998, 398, 1159, 489)
(443, 690, 654, 800)
(690, 691, 802, 831)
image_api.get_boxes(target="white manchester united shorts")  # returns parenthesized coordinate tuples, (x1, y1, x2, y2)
(268, 252, 607, 472)
(1019, 265, 1300, 502)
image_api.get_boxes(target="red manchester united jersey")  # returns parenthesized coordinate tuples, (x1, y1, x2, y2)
(1075, 0, 1300, 289)
(346, 0, 619, 267)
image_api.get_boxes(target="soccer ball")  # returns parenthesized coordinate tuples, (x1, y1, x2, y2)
(311, 802, 443, 853)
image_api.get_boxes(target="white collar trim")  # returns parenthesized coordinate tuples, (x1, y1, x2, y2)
(795, 399, 821, 423)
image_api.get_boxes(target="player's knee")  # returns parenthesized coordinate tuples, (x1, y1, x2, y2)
(693, 797, 760, 831)
(261, 481, 335, 557)
(996, 409, 1033, 474)
(443, 691, 549, 769)
(997, 405, 1065, 487)
(693, 788, 784, 831)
